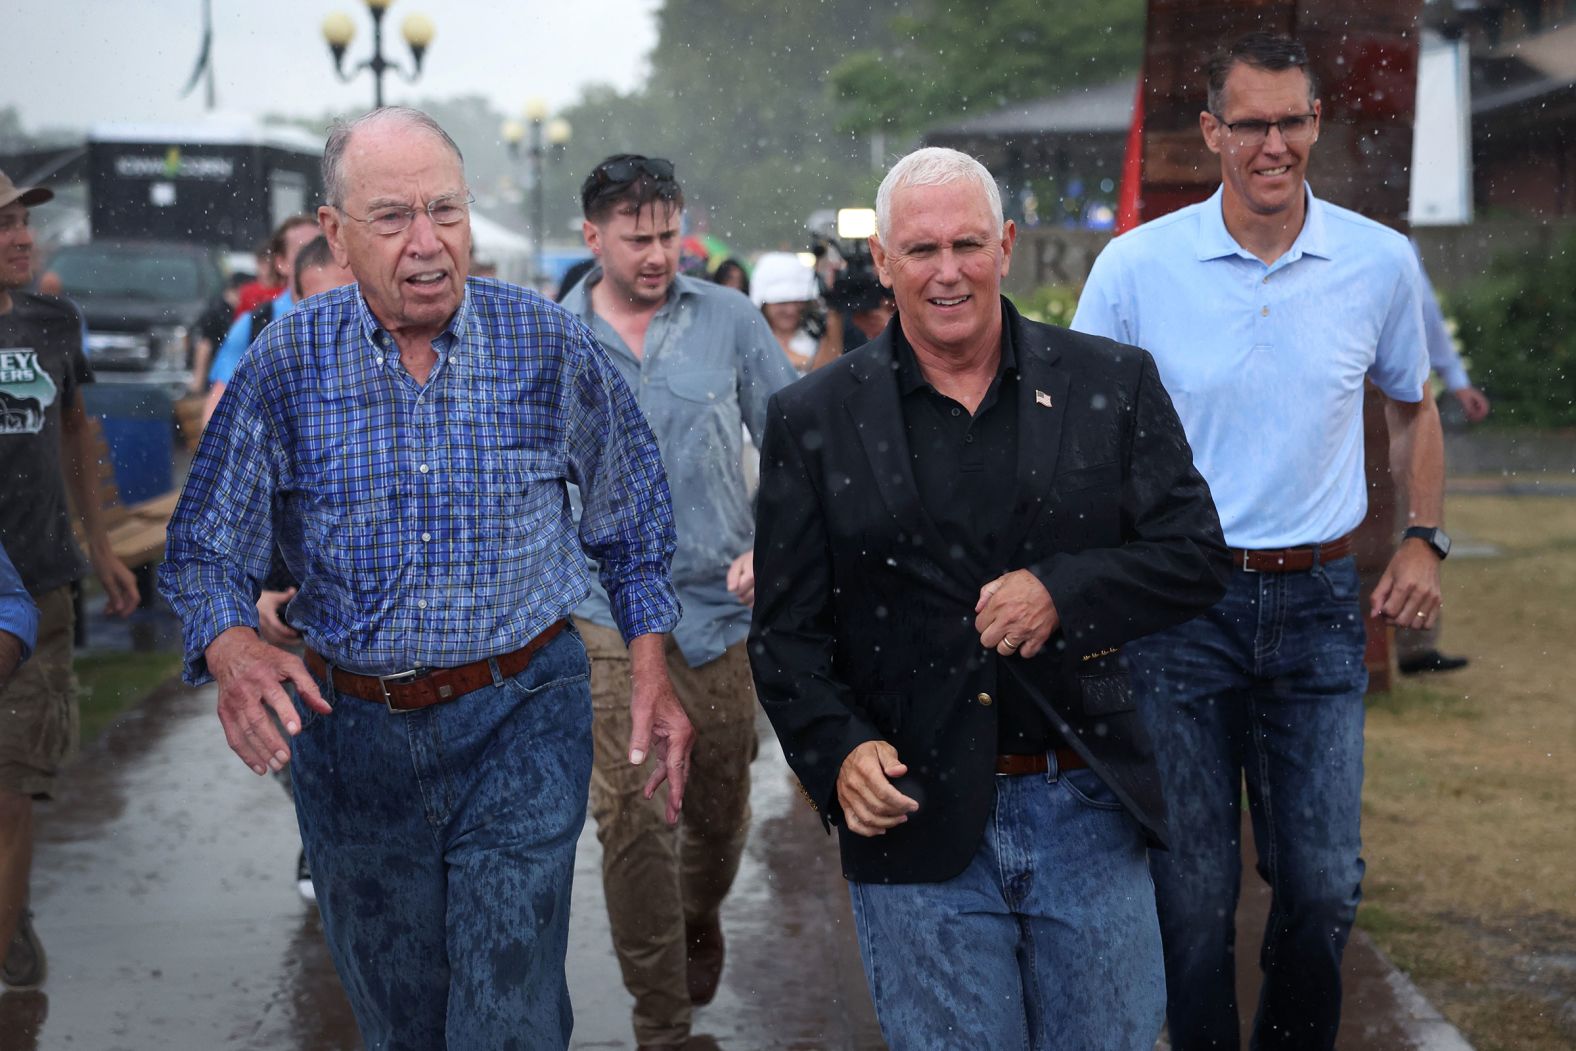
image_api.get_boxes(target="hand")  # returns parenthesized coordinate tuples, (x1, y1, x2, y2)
(836, 740, 919, 836)
(726, 549, 756, 608)
(204, 626, 331, 776)
(626, 633, 696, 825)
(256, 587, 302, 647)
(1370, 540, 1444, 630)
(88, 540, 140, 618)
(1453, 386, 1491, 424)
(974, 569, 1059, 659)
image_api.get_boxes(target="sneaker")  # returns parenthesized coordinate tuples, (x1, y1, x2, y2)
(296, 849, 317, 903)
(2, 909, 45, 991)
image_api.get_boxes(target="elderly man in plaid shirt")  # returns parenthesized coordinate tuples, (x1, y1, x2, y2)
(161, 107, 694, 1050)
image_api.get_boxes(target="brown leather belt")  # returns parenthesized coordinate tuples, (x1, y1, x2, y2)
(995, 748, 1088, 776)
(306, 620, 568, 712)
(1230, 530, 1355, 573)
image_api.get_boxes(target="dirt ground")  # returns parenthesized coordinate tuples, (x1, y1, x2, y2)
(1361, 487, 1576, 1051)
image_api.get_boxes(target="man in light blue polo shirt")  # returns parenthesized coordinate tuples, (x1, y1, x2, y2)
(1072, 32, 1447, 1051)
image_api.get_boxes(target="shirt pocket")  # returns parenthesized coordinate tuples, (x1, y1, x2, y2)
(481, 448, 562, 540)
(666, 368, 738, 409)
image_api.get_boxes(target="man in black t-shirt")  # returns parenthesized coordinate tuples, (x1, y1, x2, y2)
(0, 169, 138, 991)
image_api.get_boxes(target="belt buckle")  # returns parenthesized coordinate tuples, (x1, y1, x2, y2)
(377, 668, 425, 712)
(1240, 549, 1259, 573)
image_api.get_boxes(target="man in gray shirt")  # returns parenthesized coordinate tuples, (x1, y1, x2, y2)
(559, 155, 797, 1051)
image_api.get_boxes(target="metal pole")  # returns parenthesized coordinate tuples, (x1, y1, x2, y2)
(202, 0, 216, 110)
(370, 5, 386, 109)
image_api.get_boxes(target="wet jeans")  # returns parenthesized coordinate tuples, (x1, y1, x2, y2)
(1128, 556, 1367, 1051)
(848, 757, 1164, 1050)
(290, 627, 592, 1051)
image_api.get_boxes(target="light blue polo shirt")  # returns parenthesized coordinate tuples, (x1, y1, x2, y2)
(1071, 185, 1428, 550)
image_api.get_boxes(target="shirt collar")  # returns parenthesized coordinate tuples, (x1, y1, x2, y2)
(353, 280, 473, 357)
(1195, 182, 1333, 264)
(564, 264, 700, 324)
(893, 301, 1018, 396)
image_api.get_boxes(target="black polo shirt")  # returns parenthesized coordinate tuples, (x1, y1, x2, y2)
(893, 314, 1054, 755)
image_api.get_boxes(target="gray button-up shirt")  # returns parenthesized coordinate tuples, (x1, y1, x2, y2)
(561, 268, 799, 667)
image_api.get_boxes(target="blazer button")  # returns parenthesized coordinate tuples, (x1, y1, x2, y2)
(976, 692, 993, 706)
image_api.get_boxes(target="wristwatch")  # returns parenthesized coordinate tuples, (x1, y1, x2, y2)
(1402, 525, 1451, 560)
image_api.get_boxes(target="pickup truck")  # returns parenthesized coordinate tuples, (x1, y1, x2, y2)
(46, 239, 228, 393)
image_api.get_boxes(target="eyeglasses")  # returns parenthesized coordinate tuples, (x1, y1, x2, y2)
(1211, 113, 1318, 147)
(336, 191, 475, 236)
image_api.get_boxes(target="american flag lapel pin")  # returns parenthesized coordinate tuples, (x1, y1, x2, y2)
(1035, 389, 1053, 408)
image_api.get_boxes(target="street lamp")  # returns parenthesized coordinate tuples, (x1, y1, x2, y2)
(502, 100, 573, 288)
(322, 0, 435, 110)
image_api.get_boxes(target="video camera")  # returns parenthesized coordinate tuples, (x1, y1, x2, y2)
(807, 207, 892, 315)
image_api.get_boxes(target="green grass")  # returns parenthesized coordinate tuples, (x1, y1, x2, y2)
(74, 650, 183, 745)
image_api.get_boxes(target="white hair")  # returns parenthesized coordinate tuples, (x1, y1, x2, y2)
(874, 147, 1004, 244)
(322, 106, 464, 208)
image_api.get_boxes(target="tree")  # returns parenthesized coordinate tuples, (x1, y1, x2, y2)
(832, 0, 1146, 135)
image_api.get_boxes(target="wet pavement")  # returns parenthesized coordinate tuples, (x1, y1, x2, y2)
(3, 674, 1469, 1050)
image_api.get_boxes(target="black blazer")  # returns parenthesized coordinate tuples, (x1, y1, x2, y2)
(748, 298, 1230, 884)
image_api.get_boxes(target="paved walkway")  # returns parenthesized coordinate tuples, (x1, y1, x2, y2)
(1, 676, 1470, 1050)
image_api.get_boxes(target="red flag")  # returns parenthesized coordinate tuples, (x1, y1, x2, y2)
(1115, 66, 1146, 234)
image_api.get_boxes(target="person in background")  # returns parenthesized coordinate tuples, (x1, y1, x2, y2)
(243, 234, 355, 904)
(561, 154, 797, 1051)
(200, 214, 320, 425)
(1, 169, 139, 993)
(750, 251, 837, 373)
(188, 272, 250, 396)
(711, 257, 749, 297)
(1397, 253, 1486, 674)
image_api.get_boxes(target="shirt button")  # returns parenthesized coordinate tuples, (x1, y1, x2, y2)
(951, 407, 961, 417)
(375, 356, 384, 366)
(449, 356, 457, 364)
(1263, 276, 1270, 284)
(965, 434, 975, 444)
(421, 532, 432, 542)
(1261, 305, 1270, 317)
(417, 599, 428, 610)
(976, 692, 993, 706)
(418, 463, 430, 474)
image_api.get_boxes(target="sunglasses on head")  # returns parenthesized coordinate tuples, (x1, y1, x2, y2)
(587, 157, 676, 193)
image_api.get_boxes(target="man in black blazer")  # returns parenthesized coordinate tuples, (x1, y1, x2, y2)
(749, 147, 1231, 1050)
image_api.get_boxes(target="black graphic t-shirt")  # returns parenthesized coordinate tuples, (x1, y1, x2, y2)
(0, 292, 93, 594)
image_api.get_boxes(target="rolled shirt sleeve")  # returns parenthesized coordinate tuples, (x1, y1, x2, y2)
(0, 543, 38, 661)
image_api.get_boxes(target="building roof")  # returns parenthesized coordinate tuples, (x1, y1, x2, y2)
(1473, 21, 1576, 115)
(928, 76, 1136, 138)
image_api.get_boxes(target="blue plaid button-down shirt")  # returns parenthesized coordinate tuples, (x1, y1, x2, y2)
(161, 278, 679, 682)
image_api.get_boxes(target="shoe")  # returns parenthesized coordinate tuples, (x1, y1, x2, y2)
(2, 910, 45, 991)
(685, 917, 725, 1006)
(1398, 649, 1470, 675)
(296, 849, 317, 903)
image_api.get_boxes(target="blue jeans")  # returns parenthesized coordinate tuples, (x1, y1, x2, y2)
(1128, 557, 1367, 1051)
(848, 756, 1164, 1051)
(290, 627, 592, 1050)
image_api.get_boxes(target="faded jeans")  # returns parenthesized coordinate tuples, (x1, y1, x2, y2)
(1128, 556, 1367, 1051)
(848, 755, 1165, 1050)
(290, 626, 592, 1051)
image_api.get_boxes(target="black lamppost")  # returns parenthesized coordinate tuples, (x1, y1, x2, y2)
(321, 0, 435, 110)
(502, 100, 573, 288)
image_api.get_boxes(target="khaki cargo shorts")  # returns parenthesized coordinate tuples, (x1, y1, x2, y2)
(0, 587, 79, 799)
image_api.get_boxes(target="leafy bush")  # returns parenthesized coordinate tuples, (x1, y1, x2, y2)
(1010, 285, 1080, 329)
(1449, 234, 1576, 428)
